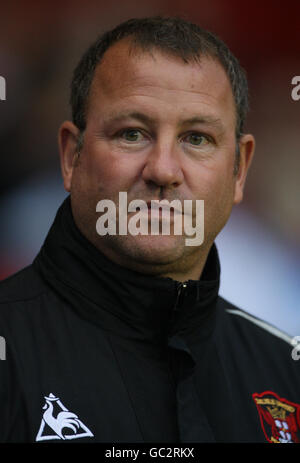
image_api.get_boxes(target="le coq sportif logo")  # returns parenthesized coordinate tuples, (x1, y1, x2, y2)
(36, 393, 93, 441)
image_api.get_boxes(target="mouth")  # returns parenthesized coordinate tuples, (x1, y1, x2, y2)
(146, 200, 183, 216)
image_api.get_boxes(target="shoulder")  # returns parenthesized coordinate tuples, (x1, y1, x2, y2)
(0, 264, 52, 333)
(0, 264, 48, 305)
(216, 296, 296, 363)
(218, 296, 294, 346)
(216, 297, 300, 401)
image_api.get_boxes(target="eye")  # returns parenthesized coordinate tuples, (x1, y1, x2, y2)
(120, 129, 143, 142)
(185, 133, 210, 146)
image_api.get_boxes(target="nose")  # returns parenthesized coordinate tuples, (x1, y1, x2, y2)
(141, 139, 184, 188)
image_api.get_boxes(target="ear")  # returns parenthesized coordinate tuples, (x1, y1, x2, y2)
(58, 121, 81, 192)
(233, 134, 255, 204)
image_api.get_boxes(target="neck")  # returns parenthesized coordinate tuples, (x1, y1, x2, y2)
(92, 241, 213, 282)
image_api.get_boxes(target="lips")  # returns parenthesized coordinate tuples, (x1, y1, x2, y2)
(146, 200, 183, 216)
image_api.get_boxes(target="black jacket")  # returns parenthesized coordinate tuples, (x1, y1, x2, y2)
(0, 197, 299, 443)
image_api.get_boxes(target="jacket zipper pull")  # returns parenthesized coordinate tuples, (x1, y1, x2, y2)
(174, 281, 187, 312)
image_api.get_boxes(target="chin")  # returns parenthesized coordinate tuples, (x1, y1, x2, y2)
(110, 234, 187, 265)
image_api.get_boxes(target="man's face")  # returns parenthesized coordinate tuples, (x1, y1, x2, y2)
(59, 39, 254, 279)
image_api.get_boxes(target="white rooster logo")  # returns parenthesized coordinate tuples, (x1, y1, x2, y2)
(36, 393, 93, 441)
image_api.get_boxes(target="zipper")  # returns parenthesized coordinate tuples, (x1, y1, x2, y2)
(167, 281, 189, 336)
(173, 281, 188, 312)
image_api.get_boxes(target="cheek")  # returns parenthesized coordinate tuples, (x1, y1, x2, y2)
(190, 163, 233, 200)
(190, 164, 235, 231)
(76, 141, 142, 199)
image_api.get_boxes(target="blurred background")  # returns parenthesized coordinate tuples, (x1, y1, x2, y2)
(0, 0, 299, 334)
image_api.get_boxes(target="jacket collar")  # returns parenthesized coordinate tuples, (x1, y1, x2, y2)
(34, 196, 221, 345)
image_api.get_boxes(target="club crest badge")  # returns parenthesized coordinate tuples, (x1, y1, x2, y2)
(253, 391, 300, 443)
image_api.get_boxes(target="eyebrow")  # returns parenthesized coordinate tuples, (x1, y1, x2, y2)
(104, 111, 224, 131)
(104, 111, 154, 126)
(179, 115, 224, 129)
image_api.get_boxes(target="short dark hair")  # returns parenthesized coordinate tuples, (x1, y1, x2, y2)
(71, 16, 249, 141)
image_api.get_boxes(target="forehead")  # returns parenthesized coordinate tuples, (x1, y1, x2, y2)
(87, 39, 236, 129)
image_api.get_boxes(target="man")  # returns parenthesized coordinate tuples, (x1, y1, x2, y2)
(0, 16, 299, 444)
